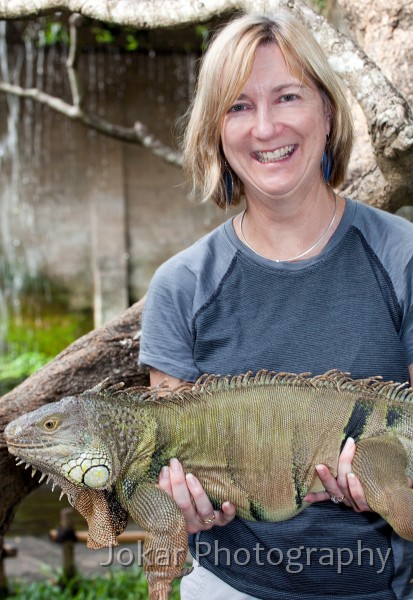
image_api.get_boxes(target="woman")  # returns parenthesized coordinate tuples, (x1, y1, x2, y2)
(139, 11, 413, 600)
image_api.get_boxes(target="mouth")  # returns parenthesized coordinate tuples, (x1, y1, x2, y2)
(254, 144, 296, 164)
(13, 456, 71, 499)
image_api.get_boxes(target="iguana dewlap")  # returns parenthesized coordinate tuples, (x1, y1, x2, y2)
(4, 370, 413, 600)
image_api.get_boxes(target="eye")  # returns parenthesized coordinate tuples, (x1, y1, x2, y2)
(42, 418, 60, 432)
(280, 94, 298, 103)
(228, 103, 249, 113)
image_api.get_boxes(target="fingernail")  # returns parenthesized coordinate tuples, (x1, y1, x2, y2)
(170, 458, 180, 471)
(160, 466, 169, 477)
(185, 473, 199, 489)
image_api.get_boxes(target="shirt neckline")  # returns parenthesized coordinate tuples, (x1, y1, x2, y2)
(224, 197, 358, 271)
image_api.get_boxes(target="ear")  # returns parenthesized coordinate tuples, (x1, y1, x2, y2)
(321, 92, 332, 137)
(73, 488, 128, 549)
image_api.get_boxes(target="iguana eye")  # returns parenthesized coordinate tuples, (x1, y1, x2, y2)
(42, 418, 60, 431)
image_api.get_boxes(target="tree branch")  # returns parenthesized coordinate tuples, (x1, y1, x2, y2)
(0, 7, 184, 166)
(295, 1, 413, 161)
(66, 13, 83, 107)
(289, 0, 413, 210)
(2, 0, 258, 27)
(0, 81, 183, 166)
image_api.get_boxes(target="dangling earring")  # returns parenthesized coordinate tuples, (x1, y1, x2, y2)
(321, 135, 333, 183)
(223, 162, 234, 206)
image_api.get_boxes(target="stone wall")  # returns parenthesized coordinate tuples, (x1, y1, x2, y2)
(0, 47, 235, 326)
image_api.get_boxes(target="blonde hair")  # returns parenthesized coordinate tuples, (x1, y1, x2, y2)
(182, 11, 353, 208)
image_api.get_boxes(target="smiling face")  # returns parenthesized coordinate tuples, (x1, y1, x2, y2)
(221, 43, 331, 204)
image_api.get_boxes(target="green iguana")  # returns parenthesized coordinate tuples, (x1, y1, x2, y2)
(4, 370, 413, 599)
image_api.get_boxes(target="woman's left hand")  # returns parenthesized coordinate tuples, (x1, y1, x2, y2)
(303, 437, 371, 512)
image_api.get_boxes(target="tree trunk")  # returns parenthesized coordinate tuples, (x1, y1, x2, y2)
(0, 297, 148, 548)
(333, 0, 413, 211)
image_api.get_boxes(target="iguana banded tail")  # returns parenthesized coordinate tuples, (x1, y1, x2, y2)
(4, 369, 413, 599)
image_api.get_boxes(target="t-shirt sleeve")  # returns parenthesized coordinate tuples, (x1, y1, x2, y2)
(401, 256, 413, 367)
(353, 201, 413, 371)
(138, 258, 199, 382)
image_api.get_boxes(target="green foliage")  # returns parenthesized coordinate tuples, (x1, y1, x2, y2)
(311, 0, 328, 14)
(125, 33, 140, 52)
(22, 15, 111, 49)
(4, 307, 91, 358)
(6, 568, 181, 599)
(20, 13, 207, 52)
(195, 25, 210, 51)
(0, 352, 49, 380)
(0, 284, 92, 395)
(92, 25, 116, 45)
(36, 21, 69, 47)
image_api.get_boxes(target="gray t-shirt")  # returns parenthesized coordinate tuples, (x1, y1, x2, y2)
(139, 198, 413, 599)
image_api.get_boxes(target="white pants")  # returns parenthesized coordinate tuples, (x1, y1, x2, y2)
(180, 561, 261, 600)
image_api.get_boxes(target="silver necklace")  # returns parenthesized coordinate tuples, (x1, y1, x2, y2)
(239, 191, 337, 263)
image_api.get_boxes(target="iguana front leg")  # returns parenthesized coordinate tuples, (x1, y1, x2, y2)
(118, 480, 191, 600)
(352, 434, 413, 541)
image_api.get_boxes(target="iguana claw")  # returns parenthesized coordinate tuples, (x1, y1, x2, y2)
(177, 566, 193, 578)
(147, 567, 191, 600)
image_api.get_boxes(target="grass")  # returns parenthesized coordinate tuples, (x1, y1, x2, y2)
(0, 294, 92, 395)
(5, 567, 181, 599)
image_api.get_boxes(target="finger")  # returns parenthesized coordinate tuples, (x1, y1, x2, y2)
(315, 464, 352, 507)
(214, 501, 236, 527)
(336, 437, 355, 492)
(337, 439, 371, 512)
(186, 475, 236, 528)
(169, 459, 199, 525)
(347, 472, 370, 512)
(186, 473, 217, 525)
(158, 466, 173, 497)
(304, 490, 331, 503)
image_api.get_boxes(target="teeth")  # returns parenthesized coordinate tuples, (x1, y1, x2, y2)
(59, 492, 65, 501)
(31, 468, 37, 478)
(39, 473, 47, 484)
(16, 459, 25, 466)
(24, 463, 31, 470)
(255, 144, 295, 163)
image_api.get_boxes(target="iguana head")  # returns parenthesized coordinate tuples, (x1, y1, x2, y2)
(4, 395, 116, 494)
(4, 394, 129, 549)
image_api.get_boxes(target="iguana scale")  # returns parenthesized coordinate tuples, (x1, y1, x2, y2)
(4, 369, 413, 599)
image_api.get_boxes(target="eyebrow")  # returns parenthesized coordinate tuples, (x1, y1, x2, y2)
(236, 83, 303, 100)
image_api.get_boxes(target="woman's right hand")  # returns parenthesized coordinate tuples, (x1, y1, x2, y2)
(158, 458, 236, 534)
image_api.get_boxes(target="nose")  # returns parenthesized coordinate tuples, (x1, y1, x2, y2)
(251, 105, 280, 141)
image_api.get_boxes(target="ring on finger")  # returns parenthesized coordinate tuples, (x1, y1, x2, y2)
(330, 494, 345, 504)
(202, 513, 216, 524)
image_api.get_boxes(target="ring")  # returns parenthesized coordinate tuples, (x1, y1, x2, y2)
(202, 514, 216, 524)
(330, 494, 345, 504)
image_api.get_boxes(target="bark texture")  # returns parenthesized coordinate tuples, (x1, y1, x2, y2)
(334, 0, 413, 210)
(0, 297, 148, 545)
